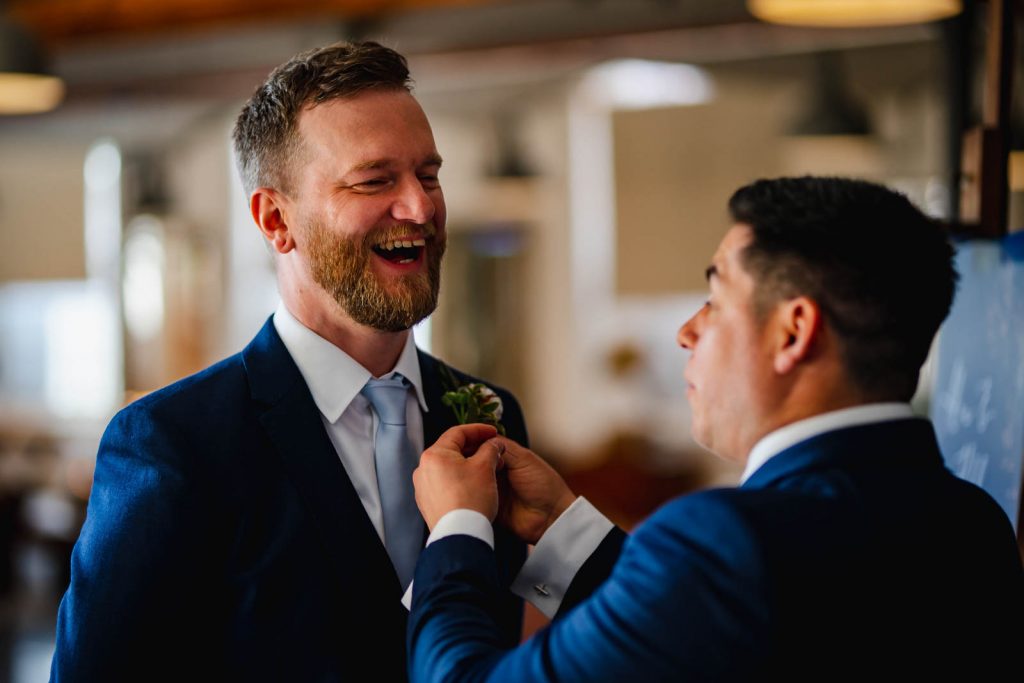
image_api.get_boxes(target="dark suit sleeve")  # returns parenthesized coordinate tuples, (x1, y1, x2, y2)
(51, 402, 216, 681)
(489, 387, 528, 644)
(556, 526, 627, 618)
(408, 494, 771, 683)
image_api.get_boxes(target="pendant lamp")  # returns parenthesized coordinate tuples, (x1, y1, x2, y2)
(0, 14, 64, 114)
(748, 0, 962, 27)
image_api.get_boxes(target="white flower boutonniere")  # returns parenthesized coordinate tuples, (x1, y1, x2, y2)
(440, 364, 506, 435)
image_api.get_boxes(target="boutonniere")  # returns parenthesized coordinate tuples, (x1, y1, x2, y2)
(439, 363, 506, 435)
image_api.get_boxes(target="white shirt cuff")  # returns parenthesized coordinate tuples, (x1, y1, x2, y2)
(510, 496, 613, 619)
(401, 509, 495, 610)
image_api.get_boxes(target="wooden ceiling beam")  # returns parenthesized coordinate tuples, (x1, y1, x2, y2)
(9, 0, 492, 46)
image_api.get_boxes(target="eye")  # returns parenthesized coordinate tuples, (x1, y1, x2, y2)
(419, 168, 441, 189)
(351, 178, 392, 192)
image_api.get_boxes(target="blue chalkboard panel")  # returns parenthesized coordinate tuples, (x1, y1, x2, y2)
(931, 231, 1024, 532)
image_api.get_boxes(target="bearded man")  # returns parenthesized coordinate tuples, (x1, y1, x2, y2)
(51, 42, 530, 683)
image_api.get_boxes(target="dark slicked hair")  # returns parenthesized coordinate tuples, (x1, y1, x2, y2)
(232, 41, 412, 196)
(729, 176, 958, 402)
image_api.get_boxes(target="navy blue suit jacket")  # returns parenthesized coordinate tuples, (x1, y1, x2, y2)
(51, 318, 527, 682)
(409, 418, 1024, 681)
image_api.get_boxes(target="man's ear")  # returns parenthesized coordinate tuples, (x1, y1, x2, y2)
(251, 187, 296, 254)
(772, 296, 822, 375)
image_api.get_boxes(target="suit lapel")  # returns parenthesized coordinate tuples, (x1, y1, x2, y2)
(416, 351, 458, 544)
(243, 319, 401, 596)
(418, 350, 457, 448)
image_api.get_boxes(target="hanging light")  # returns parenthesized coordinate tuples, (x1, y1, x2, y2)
(781, 52, 882, 178)
(788, 52, 870, 136)
(581, 59, 715, 111)
(747, 0, 962, 27)
(0, 14, 64, 114)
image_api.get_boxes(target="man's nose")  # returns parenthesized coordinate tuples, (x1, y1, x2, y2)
(392, 177, 435, 225)
(677, 307, 703, 350)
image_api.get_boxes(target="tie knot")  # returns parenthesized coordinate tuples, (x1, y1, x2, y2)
(361, 374, 409, 426)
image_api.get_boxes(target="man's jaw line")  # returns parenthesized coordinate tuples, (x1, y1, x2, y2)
(278, 287, 412, 367)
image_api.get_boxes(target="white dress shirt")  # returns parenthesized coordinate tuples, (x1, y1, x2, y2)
(418, 402, 918, 617)
(276, 304, 570, 615)
(403, 496, 614, 617)
(273, 304, 428, 545)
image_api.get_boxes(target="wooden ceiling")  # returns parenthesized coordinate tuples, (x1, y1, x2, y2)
(2, 0, 769, 107)
(4, 0, 945, 109)
(10, 0, 493, 46)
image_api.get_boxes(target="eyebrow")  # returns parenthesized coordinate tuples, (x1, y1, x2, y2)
(349, 160, 389, 173)
(347, 153, 444, 174)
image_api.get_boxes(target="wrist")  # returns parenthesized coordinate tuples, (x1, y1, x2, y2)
(542, 491, 577, 538)
(554, 490, 575, 520)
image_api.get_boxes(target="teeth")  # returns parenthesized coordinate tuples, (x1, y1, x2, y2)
(376, 238, 427, 251)
(399, 258, 413, 264)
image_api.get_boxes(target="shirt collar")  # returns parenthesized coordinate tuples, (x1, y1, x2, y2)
(272, 303, 429, 423)
(740, 402, 916, 484)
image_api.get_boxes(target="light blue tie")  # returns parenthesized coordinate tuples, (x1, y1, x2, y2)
(361, 374, 421, 590)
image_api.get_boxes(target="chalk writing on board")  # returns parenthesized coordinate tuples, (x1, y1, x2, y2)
(934, 358, 999, 487)
(949, 442, 989, 487)
(931, 234, 1024, 532)
(936, 358, 995, 435)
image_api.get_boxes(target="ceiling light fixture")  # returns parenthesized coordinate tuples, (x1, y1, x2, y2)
(581, 60, 715, 111)
(0, 13, 64, 114)
(747, 0, 962, 27)
(789, 52, 870, 136)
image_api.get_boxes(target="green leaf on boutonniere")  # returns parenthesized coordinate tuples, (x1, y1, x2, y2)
(438, 362, 506, 435)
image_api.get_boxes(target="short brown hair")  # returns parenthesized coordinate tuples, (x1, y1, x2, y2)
(232, 41, 411, 196)
(729, 176, 958, 402)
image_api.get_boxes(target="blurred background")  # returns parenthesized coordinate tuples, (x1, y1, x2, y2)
(0, 0, 1022, 679)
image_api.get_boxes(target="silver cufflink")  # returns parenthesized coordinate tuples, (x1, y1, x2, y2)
(533, 584, 550, 597)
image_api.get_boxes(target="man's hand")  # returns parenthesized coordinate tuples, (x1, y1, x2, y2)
(493, 438, 576, 545)
(414, 424, 502, 531)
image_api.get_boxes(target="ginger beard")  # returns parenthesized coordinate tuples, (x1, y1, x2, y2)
(305, 219, 445, 332)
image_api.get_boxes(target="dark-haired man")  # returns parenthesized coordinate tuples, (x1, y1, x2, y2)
(51, 42, 528, 682)
(409, 176, 1024, 681)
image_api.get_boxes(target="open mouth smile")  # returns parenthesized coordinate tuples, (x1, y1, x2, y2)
(371, 237, 427, 265)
